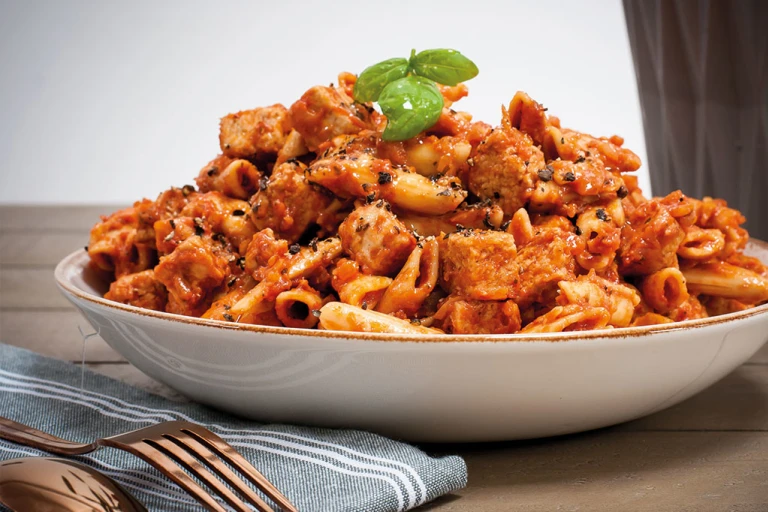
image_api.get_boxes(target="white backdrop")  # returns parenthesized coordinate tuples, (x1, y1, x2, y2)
(0, 0, 650, 204)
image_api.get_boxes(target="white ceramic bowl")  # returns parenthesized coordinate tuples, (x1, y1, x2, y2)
(55, 241, 768, 442)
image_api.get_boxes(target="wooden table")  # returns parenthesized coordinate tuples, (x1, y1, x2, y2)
(2, 205, 767, 511)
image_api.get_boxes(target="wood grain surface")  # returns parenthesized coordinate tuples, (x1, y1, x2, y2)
(1, 205, 767, 511)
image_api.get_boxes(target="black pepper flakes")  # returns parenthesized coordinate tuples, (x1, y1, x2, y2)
(84, 245, 89, 251)
(575, 156, 586, 164)
(560, 137, 565, 144)
(182, 184, 195, 196)
(206, 166, 218, 177)
(378, 172, 392, 185)
(355, 223, 369, 233)
(596, 208, 609, 221)
(309, 238, 318, 252)
(228, 276, 237, 287)
(232, 209, 245, 216)
(365, 192, 376, 204)
(288, 243, 301, 254)
(212, 232, 227, 244)
(500, 220, 511, 231)
(575, 226, 582, 236)
(537, 167, 554, 182)
(223, 304, 231, 310)
(483, 212, 494, 229)
(617, 185, 628, 198)
(194, 217, 205, 236)
(436, 189, 451, 196)
(236, 257, 245, 269)
(223, 313, 234, 322)
(563, 171, 576, 182)
(361, 301, 368, 310)
(169, 219, 176, 229)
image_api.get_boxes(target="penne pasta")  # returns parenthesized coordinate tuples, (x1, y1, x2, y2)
(639, 267, 690, 314)
(520, 305, 611, 333)
(275, 283, 325, 329)
(682, 261, 768, 303)
(318, 302, 442, 334)
(88, 71, 768, 335)
(376, 237, 440, 316)
(230, 237, 342, 318)
(677, 226, 726, 261)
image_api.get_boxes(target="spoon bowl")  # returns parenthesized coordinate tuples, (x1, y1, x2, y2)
(0, 457, 147, 512)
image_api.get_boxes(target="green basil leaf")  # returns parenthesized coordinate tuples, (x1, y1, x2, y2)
(379, 76, 444, 141)
(353, 58, 409, 103)
(410, 49, 479, 86)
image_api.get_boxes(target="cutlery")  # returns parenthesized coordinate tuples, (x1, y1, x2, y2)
(0, 418, 297, 512)
(0, 456, 147, 511)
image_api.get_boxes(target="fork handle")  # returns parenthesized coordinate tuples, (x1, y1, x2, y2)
(0, 417, 91, 455)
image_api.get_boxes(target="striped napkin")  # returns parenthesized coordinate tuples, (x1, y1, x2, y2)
(0, 343, 466, 511)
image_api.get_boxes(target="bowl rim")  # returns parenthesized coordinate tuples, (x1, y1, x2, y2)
(55, 239, 768, 343)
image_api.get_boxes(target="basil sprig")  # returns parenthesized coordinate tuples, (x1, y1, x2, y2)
(353, 48, 478, 141)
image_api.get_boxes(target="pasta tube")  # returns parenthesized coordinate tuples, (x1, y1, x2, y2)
(275, 284, 325, 328)
(376, 237, 440, 316)
(682, 261, 768, 303)
(318, 302, 442, 334)
(639, 267, 690, 314)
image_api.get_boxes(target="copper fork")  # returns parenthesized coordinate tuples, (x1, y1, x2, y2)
(0, 417, 297, 512)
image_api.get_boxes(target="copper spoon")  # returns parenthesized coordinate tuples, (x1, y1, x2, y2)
(0, 457, 148, 512)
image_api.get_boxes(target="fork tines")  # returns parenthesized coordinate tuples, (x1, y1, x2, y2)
(117, 421, 297, 512)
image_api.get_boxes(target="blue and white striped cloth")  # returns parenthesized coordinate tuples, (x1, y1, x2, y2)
(0, 344, 466, 511)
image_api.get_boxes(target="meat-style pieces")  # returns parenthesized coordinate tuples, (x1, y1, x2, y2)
(219, 104, 292, 158)
(510, 227, 579, 308)
(243, 228, 289, 275)
(528, 157, 623, 218)
(439, 230, 518, 300)
(619, 200, 685, 276)
(178, 191, 256, 253)
(88, 200, 157, 278)
(154, 235, 232, 317)
(105, 270, 167, 311)
(289, 86, 372, 151)
(249, 161, 335, 243)
(145, 187, 199, 227)
(433, 296, 521, 334)
(467, 125, 546, 216)
(337, 202, 416, 277)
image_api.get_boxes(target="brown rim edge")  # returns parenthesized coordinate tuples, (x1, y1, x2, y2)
(55, 240, 768, 343)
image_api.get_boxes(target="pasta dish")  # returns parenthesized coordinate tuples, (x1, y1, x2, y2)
(87, 73, 768, 335)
